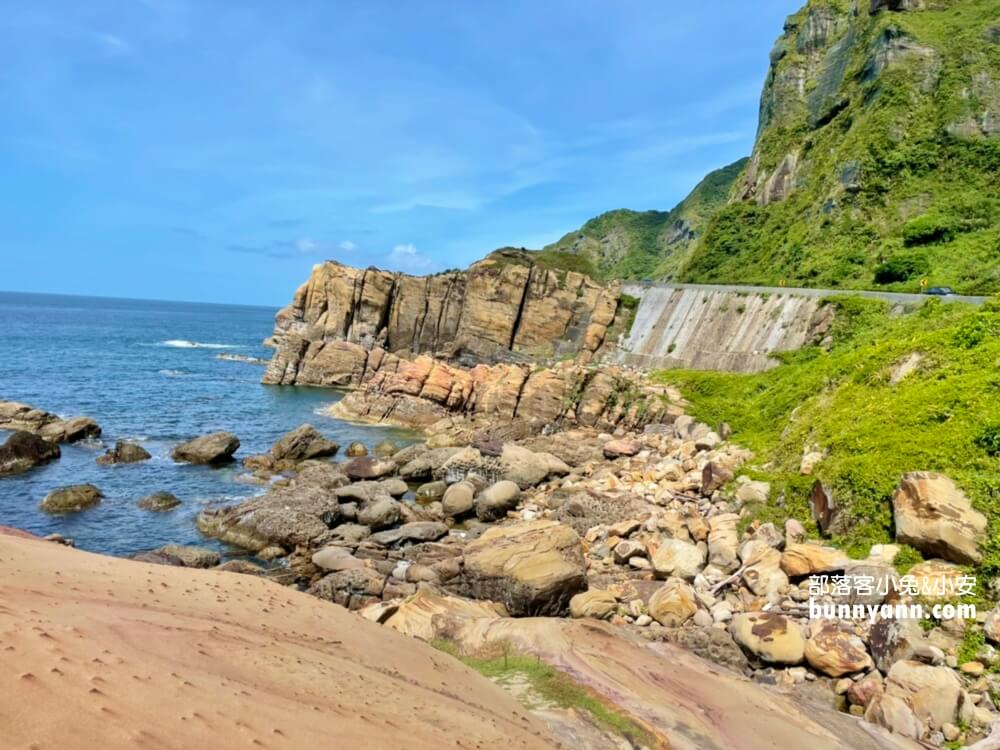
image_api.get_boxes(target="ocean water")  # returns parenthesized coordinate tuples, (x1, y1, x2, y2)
(0, 291, 414, 557)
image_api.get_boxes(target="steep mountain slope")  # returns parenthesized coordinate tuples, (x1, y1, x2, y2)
(542, 158, 747, 282)
(683, 0, 1000, 293)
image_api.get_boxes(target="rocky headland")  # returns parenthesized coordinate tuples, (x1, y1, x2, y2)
(262, 248, 625, 388)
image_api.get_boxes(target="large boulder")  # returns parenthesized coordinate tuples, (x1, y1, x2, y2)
(648, 579, 698, 627)
(97, 441, 151, 465)
(40, 484, 102, 514)
(172, 432, 240, 464)
(866, 660, 963, 739)
(499, 444, 570, 488)
(739, 540, 788, 597)
(311, 546, 366, 572)
(730, 613, 805, 665)
(475, 480, 521, 522)
(357, 497, 401, 530)
(804, 622, 873, 677)
(602, 439, 641, 459)
(0, 400, 100, 443)
(398, 447, 462, 481)
(708, 513, 740, 572)
(0, 430, 61, 475)
(335, 479, 406, 503)
(701, 461, 734, 496)
(651, 539, 706, 581)
(892, 472, 986, 565)
(442, 481, 476, 517)
(197, 483, 340, 551)
(780, 543, 850, 577)
(344, 456, 396, 480)
(368, 522, 449, 547)
(458, 520, 586, 616)
(308, 567, 386, 610)
(38, 416, 102, 443)
(270, 424, 339, 463)
(569, 589, 618, 620)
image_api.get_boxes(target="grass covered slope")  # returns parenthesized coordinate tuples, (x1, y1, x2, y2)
(657, 296, 1000, 571)
(542, 158, 747, 282)
(683, 0, 1000, 294)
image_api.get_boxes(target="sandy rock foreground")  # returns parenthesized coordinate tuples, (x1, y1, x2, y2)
(0, 527, 553, 750)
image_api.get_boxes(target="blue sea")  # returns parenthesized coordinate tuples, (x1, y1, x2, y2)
(0, 291, 414, 557)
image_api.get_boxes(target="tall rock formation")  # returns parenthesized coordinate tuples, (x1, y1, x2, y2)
(263, 248, 623, 387)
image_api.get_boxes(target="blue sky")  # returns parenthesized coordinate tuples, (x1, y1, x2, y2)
(0, 0, 801, 305)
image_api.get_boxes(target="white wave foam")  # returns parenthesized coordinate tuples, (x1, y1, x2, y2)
(158, 369, 189, 378)
(161, 339, 239, 349)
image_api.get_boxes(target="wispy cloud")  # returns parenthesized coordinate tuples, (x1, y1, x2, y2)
(95, 33, 133, 57)
(226, 237, 354, 260)
(386, 243, 434, 273)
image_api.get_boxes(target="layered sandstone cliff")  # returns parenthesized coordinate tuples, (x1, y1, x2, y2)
(324, 351, 673, 435)
(264, 249, 622, 386)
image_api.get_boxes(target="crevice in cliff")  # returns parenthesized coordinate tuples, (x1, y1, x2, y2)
(414, 277, 431, 353)
(509, 365, 532, 420)
(377, 276, 399, 347)
(507, 265, 533, 351)
(346, 274, 363, 342)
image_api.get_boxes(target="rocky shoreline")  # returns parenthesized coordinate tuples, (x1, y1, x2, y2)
(3, 260, 997, 749)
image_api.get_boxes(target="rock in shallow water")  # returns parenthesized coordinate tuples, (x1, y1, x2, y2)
(40, 484, 102, 514)
(0, 431, 61, 476)
(171, 432, 240, 464)
(137, 491, 181, 512)
(97, 440, 151, 465)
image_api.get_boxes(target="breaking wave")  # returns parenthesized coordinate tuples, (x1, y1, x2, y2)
(160, 339, 239, 349)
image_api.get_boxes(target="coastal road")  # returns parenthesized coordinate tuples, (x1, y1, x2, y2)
(621, 281, 989, 306)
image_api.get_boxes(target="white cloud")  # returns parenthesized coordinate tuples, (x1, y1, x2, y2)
(339, 240, 357, 252)
(387, 243, 433, 273)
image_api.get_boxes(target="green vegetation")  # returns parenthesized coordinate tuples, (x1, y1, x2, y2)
(542, 158, 748, 282)
(431, 640, 655, 746)
(655, 297, 1000, 569)
(683, 0, 1000, 295)
(539, 1, 999, 294)
(533, 248, 598, 279)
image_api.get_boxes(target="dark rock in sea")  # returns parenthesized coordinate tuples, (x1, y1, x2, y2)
(97, 440, 152, 465)
(137, 491, 181, 512)
(0, 431, 61, 476)
(0, 400, 101, 444)
(40, 484, 103, 514)
(39, 416, 102, 443)
(171, 432, 240, 464)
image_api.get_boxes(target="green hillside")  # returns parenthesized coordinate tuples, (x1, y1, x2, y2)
(547, 0, 999, 294)
(684, 0, 1000, 294)
(659, 295, 1000, 571)
(542, 158, 747, 282)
